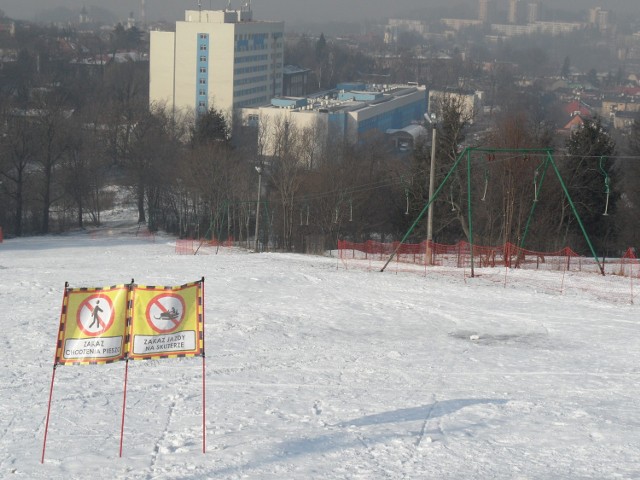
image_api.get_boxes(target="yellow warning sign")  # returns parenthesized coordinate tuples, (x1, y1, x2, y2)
(129, 281, 203, 360)
(56, 286, 129, 365)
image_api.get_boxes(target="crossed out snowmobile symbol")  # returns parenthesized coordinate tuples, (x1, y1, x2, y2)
(145, 293, 186, 333)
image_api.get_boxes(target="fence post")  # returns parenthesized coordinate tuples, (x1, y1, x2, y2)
(0, 226, 3, 243)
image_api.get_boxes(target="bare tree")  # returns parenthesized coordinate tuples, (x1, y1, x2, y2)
(615, 119, 640, 249)
(268, 116, 307, 250)
(428, 93, 475, 243)
(482, 111, 550, 248)
(0, 112, 39, 236)
(31, 90, 73, 234)
(124, 105, 179, 225)
(100, 62, 149, 167)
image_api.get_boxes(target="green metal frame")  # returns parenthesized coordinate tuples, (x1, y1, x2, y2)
(381, 147, 605, 276)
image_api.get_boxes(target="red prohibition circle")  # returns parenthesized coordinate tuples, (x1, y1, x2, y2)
(145, 293, 186, 333)
(76, 293, 115, 337)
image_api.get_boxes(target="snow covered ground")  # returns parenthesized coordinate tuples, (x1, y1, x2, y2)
(1, 222, 639, 479)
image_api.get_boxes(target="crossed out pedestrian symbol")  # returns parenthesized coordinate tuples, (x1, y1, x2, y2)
(76, 294, 115, 336)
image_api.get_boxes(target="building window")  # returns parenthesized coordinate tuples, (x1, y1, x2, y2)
(199, 78, 206, 84)
(200, 67, 207, 73)
(200, 44, 207, 51)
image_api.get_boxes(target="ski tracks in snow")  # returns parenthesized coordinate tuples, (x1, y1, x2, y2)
(414, 398, 443, 448)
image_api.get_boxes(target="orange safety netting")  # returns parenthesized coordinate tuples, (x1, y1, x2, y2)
(338, 240, 638, 276)
(175, 237, 235, 255)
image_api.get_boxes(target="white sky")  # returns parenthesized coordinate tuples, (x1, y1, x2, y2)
(2, 0, 637, 25)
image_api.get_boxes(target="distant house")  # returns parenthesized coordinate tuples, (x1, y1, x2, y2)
(562, 99, 592, 118)
(0, 20, 16, 37)
(561, 114, 587, 133)
(428, 88, 483, 123)
(613, 111, 638, 130)
(601, 95, 640, 117)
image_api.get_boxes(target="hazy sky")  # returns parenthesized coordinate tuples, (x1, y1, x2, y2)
(1, 0, 637, 25)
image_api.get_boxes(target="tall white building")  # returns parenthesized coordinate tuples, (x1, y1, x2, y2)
(149, 4, 284, 117)
(508, 0, 519, 24)
(527, 2, 541, 24)
(478, 0, 491, 23)
(589, 7, 610, 32)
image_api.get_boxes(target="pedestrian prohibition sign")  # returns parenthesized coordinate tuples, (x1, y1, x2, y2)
(56, 285, 128, 365)
(77, 294, 115, 336)
(145, 293, 186, 333)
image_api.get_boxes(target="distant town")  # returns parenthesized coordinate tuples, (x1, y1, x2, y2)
(0, 1, 639, 255)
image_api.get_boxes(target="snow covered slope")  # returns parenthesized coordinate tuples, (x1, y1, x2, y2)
(0, 231, 638, 479)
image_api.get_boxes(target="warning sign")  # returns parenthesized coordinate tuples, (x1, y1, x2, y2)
(145, 293, 186, 333)
(56, 286, 128, 365)
(130, 281, 203, 359)
(76, 294, 115, 336)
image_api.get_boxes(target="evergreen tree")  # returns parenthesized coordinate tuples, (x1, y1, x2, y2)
(191, 107, 230, 146)
(616, 119, 640, 249)
(562, 116, 616, 254)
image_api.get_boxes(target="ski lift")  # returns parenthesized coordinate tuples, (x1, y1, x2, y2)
(299, 200, 310, 226)
(481, 153, 495, 202)
(599, 156, 610, 216)
(481, 168, 489, 202)
(400, 175, 410, 215)
(533, 161, 544, 203)
(405, 187, 410, 215)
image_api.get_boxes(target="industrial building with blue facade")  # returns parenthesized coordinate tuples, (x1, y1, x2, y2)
(240, 82, 428, 159)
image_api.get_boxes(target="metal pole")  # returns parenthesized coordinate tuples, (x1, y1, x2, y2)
(547, 152, 605, 275)
(201, 277, 206, 454)
(254, 166, 262, 252)
(426, 124, 437, 265)
(41, 365, 57, 464)
(467, 149, 475, 278)
(119, 360, 129, 458)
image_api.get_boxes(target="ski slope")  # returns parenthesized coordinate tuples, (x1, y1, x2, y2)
(0, 226, 639, 479)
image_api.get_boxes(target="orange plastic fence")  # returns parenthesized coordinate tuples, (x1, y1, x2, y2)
(618, 247, 640, 277)
(176, 239, 195, 255)
(339, 240, 636, 275)
(175, 237, 235, 255)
